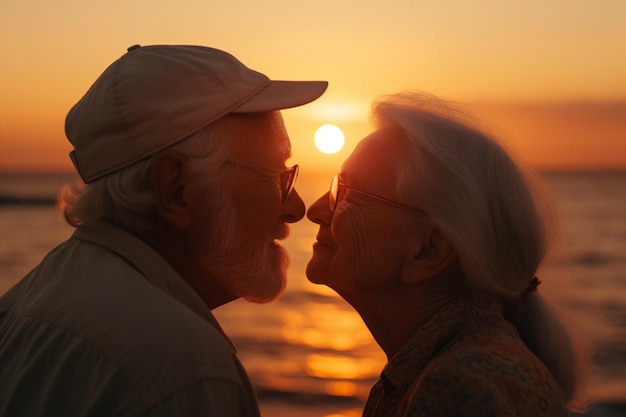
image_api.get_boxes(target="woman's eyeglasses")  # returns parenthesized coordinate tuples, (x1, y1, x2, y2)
(328, 174, 423, 213)
(226, 162, 299, 202)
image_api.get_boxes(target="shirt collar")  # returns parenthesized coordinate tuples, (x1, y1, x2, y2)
(380, 294, 505, 393)
(72, 220, 235, 350)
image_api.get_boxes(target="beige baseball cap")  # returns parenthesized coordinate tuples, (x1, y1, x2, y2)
(65, 44, 328, 183)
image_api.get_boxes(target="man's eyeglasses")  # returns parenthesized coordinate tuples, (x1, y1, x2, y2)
(226, 162, 299, 202)
(329, 174, 423, 213)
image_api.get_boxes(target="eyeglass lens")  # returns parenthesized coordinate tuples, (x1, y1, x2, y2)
(281, 164, 299, 202)
(329, 174, 339, 210)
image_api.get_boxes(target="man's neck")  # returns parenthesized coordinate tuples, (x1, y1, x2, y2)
(136, 226, 237, 310)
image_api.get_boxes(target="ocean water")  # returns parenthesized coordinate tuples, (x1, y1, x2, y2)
(0, 171, 625, 416)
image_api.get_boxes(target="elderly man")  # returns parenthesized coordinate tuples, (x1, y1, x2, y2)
(0, 44, 327, 416)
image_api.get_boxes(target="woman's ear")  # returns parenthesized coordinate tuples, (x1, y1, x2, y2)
(148, 150, 191, 229)
(400, 227, 456, 285)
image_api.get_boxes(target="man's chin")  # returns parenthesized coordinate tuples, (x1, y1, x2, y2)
(241, 272, 285, 303)
(241, 245, 288, 303)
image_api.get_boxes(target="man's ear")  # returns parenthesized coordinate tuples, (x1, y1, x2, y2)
(148, 150, 191, 229)
(400, 227, 456, 285)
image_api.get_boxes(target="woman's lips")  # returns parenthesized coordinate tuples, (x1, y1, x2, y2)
(313, 239, 335, 250)
(314, 229, 336, 250)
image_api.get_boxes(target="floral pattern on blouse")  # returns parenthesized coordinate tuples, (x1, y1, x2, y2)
(362, 294, 569, 417)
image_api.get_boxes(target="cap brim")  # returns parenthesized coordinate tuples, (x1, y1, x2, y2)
(233, 80, 328, 113)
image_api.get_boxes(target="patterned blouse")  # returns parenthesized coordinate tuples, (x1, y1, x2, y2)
(362, 294, 569, 417)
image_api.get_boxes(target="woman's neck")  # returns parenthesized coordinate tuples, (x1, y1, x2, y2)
(337, 273, 467, 360)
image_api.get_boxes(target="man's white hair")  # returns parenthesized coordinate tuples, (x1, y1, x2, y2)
(60, 123, 231, 234)
(59, 113, 288, 303)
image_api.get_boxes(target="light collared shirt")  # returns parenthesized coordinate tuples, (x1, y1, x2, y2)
(0, 221, 260, 416)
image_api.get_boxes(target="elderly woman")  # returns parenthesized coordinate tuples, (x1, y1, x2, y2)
(306, 92, 583, 416)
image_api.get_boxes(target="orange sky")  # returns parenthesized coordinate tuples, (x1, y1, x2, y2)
(1, 1, 625, 173)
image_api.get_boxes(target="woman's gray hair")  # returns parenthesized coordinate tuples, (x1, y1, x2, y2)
(59, 122, 232, 233)
(372, 92, 584, 407)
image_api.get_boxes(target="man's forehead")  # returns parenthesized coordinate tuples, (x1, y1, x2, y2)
(223, 111, 292, 163)
(256, 111, 292, 162)
(276, 134, 292, 160)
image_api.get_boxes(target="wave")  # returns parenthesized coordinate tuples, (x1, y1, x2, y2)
(0, 195, 57, 206)
(574, 252, 620, 266)
(255, 387, 365, 406)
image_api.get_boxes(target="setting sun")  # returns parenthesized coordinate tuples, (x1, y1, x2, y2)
(314, 124, 345, 154)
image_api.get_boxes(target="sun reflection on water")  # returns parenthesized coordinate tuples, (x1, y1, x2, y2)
(306, 353, 382, 380)
(325, 380, 358, 397)
(281, 301, 375, 351)
(276, 296, 386, 401)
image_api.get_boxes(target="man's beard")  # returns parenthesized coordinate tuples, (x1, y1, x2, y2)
(193, 197, 289, 303)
